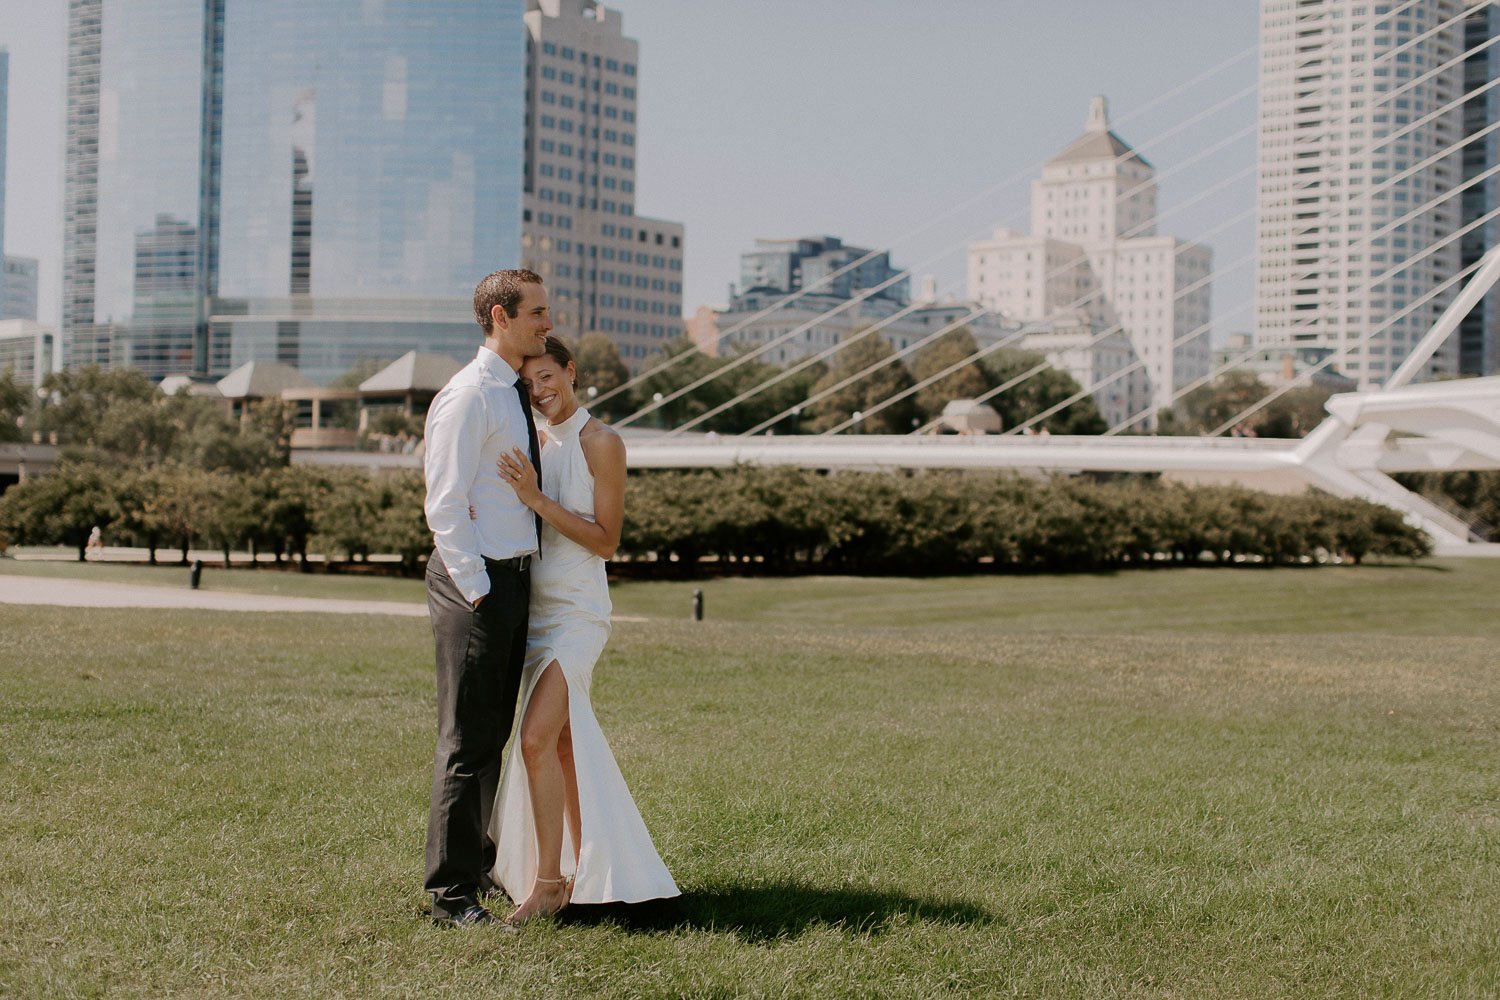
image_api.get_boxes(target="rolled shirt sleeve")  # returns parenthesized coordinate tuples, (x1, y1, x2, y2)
(424, 385, 492, 603)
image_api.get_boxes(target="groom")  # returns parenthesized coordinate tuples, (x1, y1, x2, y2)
(422, 269, 550, 927)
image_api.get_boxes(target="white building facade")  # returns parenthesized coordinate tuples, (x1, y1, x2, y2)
(521, 0, 684, 370)
(1, 256, 38, 321)
(1255, 0, 1486, 386)
(0, 320, 60, 388)
(967, 97, 1211, 427)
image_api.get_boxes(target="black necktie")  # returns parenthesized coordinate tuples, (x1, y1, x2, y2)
(516, 379, 543, 550)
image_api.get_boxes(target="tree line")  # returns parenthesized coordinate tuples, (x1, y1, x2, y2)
(620, 466, 1430, 573)
(0, 458, 1431, 572)
(576, 328, 1108, 434)
(0, 360, 1445, 573)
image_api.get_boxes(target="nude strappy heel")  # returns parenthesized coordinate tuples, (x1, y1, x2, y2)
(504, 875, 571, 925)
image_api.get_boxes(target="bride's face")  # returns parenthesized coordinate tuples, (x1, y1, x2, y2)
(521, 354, 576, 422)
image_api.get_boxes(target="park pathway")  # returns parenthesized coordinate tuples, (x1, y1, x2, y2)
(0, 575, 429, 617)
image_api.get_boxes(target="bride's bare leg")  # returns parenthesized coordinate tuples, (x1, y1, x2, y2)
(509, 661, 572, 922)
(558, 719, 582, 870)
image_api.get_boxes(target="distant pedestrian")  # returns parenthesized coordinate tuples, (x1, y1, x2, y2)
(85, 526, 103, 560)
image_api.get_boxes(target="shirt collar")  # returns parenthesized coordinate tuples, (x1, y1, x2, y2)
(475, 345, 520, 387)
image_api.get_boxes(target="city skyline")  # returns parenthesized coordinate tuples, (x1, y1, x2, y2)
(57, 0, 526, 381)
(1, 1, 1259, 351)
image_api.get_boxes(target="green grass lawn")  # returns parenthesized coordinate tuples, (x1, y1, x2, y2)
(7, 552, 1500, 638)
(1, 568, 1497, 997)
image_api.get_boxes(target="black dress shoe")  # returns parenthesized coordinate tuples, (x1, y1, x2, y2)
(432, 902, 494, 928)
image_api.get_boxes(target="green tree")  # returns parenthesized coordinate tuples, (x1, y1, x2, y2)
(576, 332, 635, 421)
(32, 365, 292, 469)
(113, 465, 167, 564)
(200, 471, 263, 567)
(805, 333, 918, 434)
(1255, 385, 1336, 438)
(684, 347, 827, 435)
(177, 397, 291, 472)
(1159, 371, 1269, 436)
(365, 409, 424, 439)
(144, 464, 220, 564)
(979, 349, 1107, 435)
(910, 327, 990, 422)
(311, 469, 383, 564)
(33, 366, 160, 452)
(0, 367, 28, 443)
(369, 471, 432, 573)
(268, 465, 331, 570)
(630, 338, 735, 429)
(1393, 469, 1500, 540)
(0, 462, 119, 560)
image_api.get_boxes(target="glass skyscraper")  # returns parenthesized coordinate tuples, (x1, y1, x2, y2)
(63, 0, 526, 382)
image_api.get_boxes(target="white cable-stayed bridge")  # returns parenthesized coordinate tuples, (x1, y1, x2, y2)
(606, 2, 1500, 555)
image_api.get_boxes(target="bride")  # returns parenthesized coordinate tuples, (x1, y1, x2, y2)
(489, 335, 678, 923)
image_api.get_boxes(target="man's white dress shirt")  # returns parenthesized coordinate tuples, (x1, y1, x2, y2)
(424, 346, 539, 603)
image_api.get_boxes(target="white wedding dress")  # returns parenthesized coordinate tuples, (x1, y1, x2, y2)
(490, 406, 679, 905)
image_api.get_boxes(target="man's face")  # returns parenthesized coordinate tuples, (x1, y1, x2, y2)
(494, 284, 552, 360)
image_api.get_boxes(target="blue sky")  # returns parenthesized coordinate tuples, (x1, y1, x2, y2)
(0, 0, 1260, 337)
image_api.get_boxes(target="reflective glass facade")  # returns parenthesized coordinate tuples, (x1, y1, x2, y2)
(64, 0, 525, 382)
(218, 1, 523, 303)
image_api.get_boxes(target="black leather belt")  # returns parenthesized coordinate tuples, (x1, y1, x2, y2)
(485, 553, 533, 572)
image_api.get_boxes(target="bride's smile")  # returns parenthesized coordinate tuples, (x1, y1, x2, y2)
(523, 353, 576, 424)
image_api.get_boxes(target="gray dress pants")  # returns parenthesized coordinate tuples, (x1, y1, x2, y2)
(423, 549, 530, 918)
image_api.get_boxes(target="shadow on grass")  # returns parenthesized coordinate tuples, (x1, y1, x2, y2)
(564, 880, 993, 941)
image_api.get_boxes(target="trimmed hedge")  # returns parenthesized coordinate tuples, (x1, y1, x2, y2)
(619, 467, 1431, 573)
(0, 461, 1430, 574)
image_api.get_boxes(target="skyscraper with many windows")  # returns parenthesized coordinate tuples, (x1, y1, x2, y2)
(1459, 3, 1499, 376)
(62, 0, 527, 382)
(1254, 0, 1495, 385)
(520, 0, 684, 371)
(0, 47, 40, 324)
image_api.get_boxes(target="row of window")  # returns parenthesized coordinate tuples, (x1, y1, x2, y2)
(525, 218, 682, 258)
(535, 168, 635, 193)
(544, 272, 681, 307)
(537, 64, 637, 98)
(599, 223, 681, 249)
(597, 271, 672, 291)
(534, 140, 634, 169)
(537, 41, 636, 77)
(533, 191, 634, 215)
(534, 118, 636, 145)
(535, 175, 635, 196)
(536, 92, 636, 122)
(602, 295, 679, 315)
(596, 322, 672, 345)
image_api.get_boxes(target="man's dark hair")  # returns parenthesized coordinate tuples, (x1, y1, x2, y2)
(473, 269, 544, 333)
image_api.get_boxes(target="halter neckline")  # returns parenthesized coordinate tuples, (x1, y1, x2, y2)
(547, 405, 591, 439)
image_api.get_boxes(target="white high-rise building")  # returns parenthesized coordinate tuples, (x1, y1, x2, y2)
(1255, 0, 1486, 386)
(521, 0, 684, 370)
(968, 97, 1211, 426)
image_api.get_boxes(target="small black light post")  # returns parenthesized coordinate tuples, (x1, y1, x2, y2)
(692, 588, 703, 621)
(189, 559, 203, 590)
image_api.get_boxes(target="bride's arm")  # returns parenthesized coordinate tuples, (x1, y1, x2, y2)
(497, 429, 626, 559)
